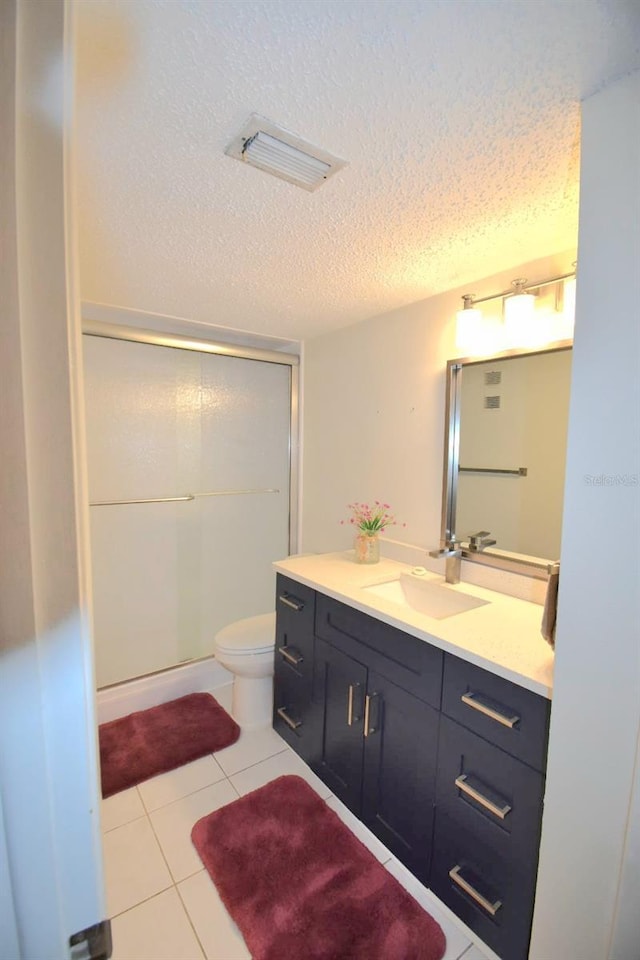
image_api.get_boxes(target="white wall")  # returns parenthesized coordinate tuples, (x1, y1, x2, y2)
(530, 69, 640, 960)
(609, 728, 640, 959)
(302, 250, 574, 559)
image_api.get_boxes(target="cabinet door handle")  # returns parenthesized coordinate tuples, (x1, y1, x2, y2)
(461, 691, 520, 728)
(278, 645, 303, 666)
(454, 774, 512, 820)
(276, 707, 302, 731)
(347, 683, 362, 726)
(364, 693, 381, 737)
(449, 865, 502, 917)
(278, 593, 304, 612)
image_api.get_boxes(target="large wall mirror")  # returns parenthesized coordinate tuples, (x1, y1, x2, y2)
(441, 342, 572, 579)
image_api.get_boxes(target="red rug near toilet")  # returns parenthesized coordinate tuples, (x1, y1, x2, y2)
(99, 692, 240, 798)
(191, 775, 447, 960)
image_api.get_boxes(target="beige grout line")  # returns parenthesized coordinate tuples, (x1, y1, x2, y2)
(174, 880, 208, 960)
(101, 812, 147, 834)
(216, 746, 289, 779)
(108, 880, 175, 920)
(144, 804, 184, 889)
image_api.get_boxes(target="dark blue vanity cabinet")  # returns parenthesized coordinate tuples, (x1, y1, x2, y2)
(273, 575, 551, 960)
(431, 656, 550, 960)
(314, 594, 442, 884)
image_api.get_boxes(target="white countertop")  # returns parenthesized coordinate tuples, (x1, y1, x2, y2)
(273, 552, 554, 699)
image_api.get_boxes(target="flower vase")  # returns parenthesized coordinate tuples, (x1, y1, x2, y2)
(354, 532, 380, 564)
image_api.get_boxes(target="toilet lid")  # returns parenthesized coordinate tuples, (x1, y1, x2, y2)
(214, 611, 276, 655)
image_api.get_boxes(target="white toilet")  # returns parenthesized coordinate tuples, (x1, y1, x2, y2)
(213, 611, 276, 728)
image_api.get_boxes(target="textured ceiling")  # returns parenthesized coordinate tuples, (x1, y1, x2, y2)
(75, 0, 640, 340)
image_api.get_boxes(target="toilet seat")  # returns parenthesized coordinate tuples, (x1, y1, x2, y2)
(213, 611, 276, 656)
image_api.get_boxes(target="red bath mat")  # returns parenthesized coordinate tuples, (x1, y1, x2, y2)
(99, 692, 240, 798)
(191, 775, 446, 960)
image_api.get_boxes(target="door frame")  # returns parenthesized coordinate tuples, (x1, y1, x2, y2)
(0, 1, 106, 956)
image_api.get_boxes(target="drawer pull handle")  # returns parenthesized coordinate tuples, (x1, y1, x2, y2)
(364, 693, 380, 737)
(276, 707, 302, 731)
(449, 865, 502, 917)
(279, 594, 304, 612)
(278, 645, 303, 666)
(455, 774, 512, 820)
(347, 683, 362, 726)
(461, 691, 520, 729)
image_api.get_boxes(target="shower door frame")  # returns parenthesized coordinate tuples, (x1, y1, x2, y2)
(82, 318, 300, 556)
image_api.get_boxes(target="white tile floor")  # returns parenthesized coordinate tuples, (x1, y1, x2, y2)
(101, 684, 499, 960)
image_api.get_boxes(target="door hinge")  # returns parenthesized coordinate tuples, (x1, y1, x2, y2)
(69, 919, 112, 960)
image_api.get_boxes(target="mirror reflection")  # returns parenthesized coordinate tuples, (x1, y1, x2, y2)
(444, 345, 572, 573)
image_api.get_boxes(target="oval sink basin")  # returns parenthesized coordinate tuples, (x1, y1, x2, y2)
(363, 573, 490, 620)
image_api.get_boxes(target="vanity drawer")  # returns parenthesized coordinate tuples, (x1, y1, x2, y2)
(436, 715, 544, 866)
(273, 653, 318, 760)
(442, 654, 550, 771)
(275, 575, 315, 671)
(315, 594, 443, 708)
(431, 810, 538, 960)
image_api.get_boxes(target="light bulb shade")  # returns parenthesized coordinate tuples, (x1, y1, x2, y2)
(555, 276, 576, 340)
(455, 305, 483, 353)
(504, 291, 537, 347)
(456, 305, 504, 355)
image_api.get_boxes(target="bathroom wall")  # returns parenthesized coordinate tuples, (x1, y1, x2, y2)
(530, 68, 640, 960)
(301, 250, 575, 560)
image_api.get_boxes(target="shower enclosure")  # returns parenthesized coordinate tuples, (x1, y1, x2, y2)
(82, 323, 297, 689)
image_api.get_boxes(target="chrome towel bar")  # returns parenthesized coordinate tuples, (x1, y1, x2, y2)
(89, 495, 194, 506)
(90, 488, 280, 506)
(459, 466, 528, 476)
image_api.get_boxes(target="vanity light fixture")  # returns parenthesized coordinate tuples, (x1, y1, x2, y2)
(453, 268, 577, 356)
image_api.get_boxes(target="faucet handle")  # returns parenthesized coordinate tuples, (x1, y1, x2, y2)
(468, 531, 496, 551)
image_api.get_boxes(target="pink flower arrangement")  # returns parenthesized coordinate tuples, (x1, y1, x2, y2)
(341, 501, 403, 535)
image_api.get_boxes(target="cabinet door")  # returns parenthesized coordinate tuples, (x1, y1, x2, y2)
(361, 671, 439, 883)
(313, 638, 367, 813)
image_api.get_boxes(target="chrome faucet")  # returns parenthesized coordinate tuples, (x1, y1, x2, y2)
(429, 536, 462, 584)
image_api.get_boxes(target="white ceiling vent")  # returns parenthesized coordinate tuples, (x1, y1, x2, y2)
(225, 114, 347, 192)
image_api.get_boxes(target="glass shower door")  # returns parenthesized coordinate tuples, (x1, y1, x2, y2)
(83, 334, 292, 688)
